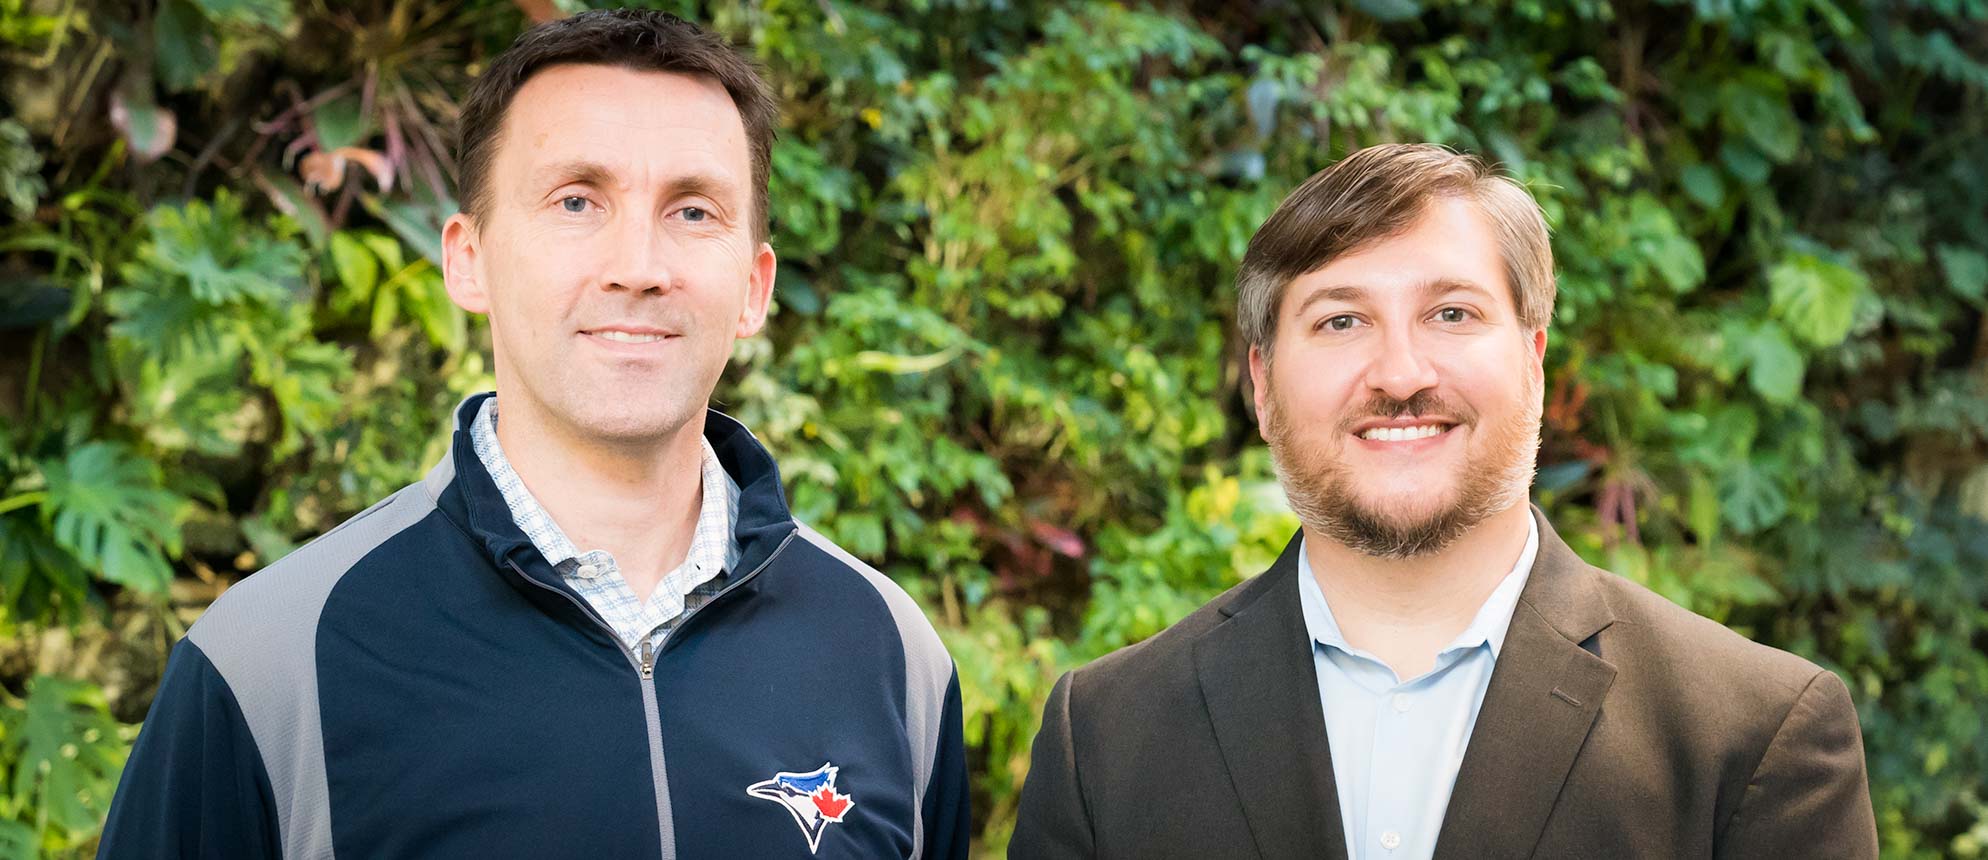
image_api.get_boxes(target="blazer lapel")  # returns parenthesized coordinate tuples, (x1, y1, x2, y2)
(1194, 534, 1348, 860)
(1433, 507, 1620, 860)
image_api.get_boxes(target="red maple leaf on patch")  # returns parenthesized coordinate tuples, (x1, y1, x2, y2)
(811, 786, 853, 822)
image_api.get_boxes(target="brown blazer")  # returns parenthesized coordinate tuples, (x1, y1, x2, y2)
(1010, 508, 1877, 859)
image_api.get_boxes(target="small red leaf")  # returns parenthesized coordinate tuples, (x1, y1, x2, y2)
(810, 786, 852, 821)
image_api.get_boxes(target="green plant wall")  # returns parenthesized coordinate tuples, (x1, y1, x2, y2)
(2, 0, 1986, 856)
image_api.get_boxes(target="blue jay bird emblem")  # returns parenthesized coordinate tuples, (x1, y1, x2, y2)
(746, 762, 857, 854)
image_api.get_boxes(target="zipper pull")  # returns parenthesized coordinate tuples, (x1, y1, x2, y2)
(639, 639, 655, 680)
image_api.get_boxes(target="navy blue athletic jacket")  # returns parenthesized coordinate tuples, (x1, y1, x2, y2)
(100, 395, 971, 859)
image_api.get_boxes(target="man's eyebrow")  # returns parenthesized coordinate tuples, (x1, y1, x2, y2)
(1423, 277, 1498, 301)
(528, 159, 618, 192)
(1291, 284, 1370, 317)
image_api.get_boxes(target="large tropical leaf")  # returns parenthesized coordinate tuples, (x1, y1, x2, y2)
(38, 442, 186, 593)
(0, 677, 127, 840)
(134, 191, 304, 307)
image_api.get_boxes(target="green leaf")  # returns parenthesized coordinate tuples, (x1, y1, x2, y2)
(1936, 245, 1988, 304)
(1746, 324, 1805, 404)
(190, 0, 291, 29)
(1631, 195, 1705, 293)
(362, 194, 445, 266)
(0, 515, 92, 625)
(0, 819, 33, 858)
(329, 231, 380, 305)
(1720, 73, 1802, 163)
(139, 192, 305, 307)
(312, 93, 371, 152)
(1769, 253, 1869, 347)
(255, 171, 331, 248)
(1718, 463, 1788, 534)
(1719, 141, 1771, 186)
(359, 232, 405, 273)
(0, 676, 128, 837)
(1353, 0, 1423, 22)
(0, 119, 46, 218)
(1679, 163, 1725, 210)
(154, 0, 219, 93)
(108, 192, 308, 364)
(39, 442, 187, 592)
(1688, 469, 1721, 547)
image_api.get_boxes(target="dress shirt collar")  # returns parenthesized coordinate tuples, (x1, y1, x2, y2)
(469, 395, 738, 572)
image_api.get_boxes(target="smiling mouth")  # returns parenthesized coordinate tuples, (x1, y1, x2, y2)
(584, 329, 676, 344)
(1356, 423, 1455, 442)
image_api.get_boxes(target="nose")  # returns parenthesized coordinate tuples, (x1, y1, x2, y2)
(1361, 325, 1439, 403)
(600, 209, 677, 294)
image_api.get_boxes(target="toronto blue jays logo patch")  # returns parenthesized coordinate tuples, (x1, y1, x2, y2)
(746, 762, 856, 854)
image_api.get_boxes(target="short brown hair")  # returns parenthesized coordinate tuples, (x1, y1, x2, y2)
(1236, 144, 1554, 358)
(455, 9, 778, 240)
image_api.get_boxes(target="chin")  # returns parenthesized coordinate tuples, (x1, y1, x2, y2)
(573, 401, 705, 444)
(1353, 482, 1457, 519)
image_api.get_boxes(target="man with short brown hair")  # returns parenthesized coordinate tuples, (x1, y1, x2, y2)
(1010, 144, 1876, 859)
(101, 11, 969, 858)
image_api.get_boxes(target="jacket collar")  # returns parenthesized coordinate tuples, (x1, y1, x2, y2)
(1432, 506, 1618, 860)
(1194, 506, 1619, 860)
(426, 393, 797, 594)
(1195, 534, 1348, 860)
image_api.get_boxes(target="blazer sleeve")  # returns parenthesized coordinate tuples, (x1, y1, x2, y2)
(97, 639, 281, 859)
(1714, 669, 1878, 860)
(1009, 671, 1096, 859)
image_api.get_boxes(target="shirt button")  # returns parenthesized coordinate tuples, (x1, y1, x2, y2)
(1380, 831, 1402, 851)
(1392, 694, 1412, 713)
(576, 563, 600, 578)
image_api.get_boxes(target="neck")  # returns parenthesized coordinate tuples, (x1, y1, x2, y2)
(493, 392, 707, 598)
(1305, 503, 1533, 680)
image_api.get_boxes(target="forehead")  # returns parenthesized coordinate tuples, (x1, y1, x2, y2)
(1287, 197, 1512, 309)
(494, 63, 749, 187)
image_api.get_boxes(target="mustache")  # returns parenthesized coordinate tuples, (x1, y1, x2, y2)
(1334, 390, 1474, 432)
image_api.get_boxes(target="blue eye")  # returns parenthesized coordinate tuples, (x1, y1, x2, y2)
(1324, 315, 1358, 331)
(1436, 308, 1469, 323)
(560, 196, 588, 213)
(681, 207, 707, 222)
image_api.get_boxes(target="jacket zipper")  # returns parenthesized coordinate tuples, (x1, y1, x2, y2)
(504, 528, 798, 860)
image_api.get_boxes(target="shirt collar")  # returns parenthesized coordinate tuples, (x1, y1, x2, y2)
(469, 395, 740, 572)
(1297, 512, 1540, 660)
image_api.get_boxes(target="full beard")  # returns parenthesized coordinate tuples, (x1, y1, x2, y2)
(1263, 377, 1542, 559)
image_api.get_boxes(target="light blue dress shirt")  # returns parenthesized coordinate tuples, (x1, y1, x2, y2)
(1296, 516, 1539, 860)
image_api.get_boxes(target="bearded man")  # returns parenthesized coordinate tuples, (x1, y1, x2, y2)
(1008, 144, 1876, 860)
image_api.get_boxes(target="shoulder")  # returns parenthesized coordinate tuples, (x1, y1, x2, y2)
(1062, 570, 1275, 710)
(789, 521, 953, 676)
(1586, 569, 1826, 701)
(189, 479, 441, 672)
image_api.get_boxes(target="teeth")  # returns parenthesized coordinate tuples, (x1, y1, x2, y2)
(594, 331, 665, 344)
(1360, 424, 1447, 442)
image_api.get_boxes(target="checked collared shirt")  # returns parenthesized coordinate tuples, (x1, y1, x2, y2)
(470, 396, 742, 653)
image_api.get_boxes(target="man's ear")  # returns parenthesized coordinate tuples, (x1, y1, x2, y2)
(442, 212, 489, 314)
(734, 241, 777, 339)
(1248, 344, 1271, 440)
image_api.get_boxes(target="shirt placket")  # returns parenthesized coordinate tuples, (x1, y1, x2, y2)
(1362, 662, 1412, 859)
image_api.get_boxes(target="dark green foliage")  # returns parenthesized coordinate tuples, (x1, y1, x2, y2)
(2, 0, 1986, 856)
